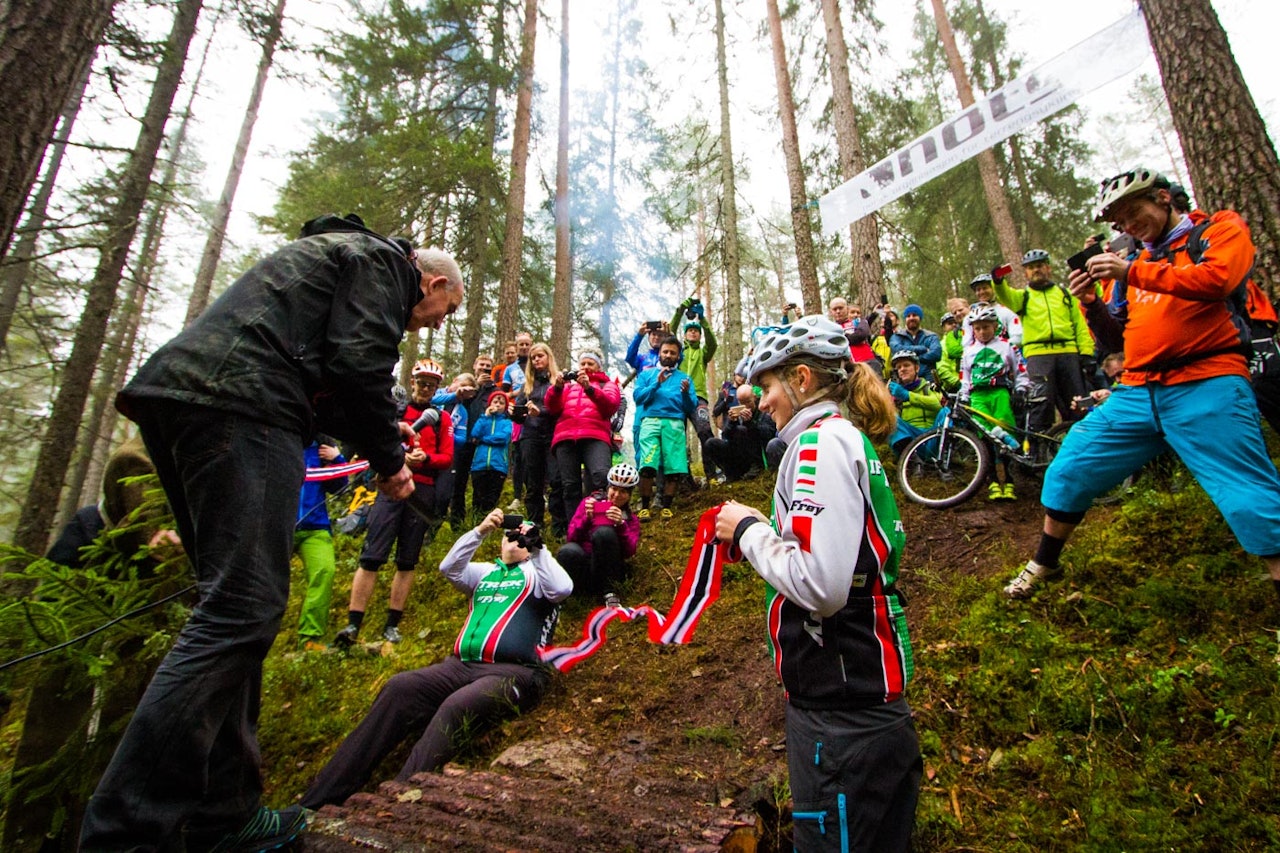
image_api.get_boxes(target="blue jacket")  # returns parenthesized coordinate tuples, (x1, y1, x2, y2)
(470, 413, 513, 474)
(432, 389, 470, 445)
(633, 367, 697, 420)
(625, 333, 661, 373)
(888, 328, 943, 378)
(298, 441, 347, 530)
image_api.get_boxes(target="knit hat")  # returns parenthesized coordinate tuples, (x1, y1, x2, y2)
(903, 304, 924, 319)
(577, 351, 603, 370)
(487, 390, 510, 407)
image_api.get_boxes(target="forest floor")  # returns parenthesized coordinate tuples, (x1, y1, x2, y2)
(300, 472, 1049, 852)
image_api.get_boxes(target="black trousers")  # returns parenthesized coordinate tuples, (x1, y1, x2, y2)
(81, 400, 302, 847)
(359, 480, 436, 571)
(300, 657, 549, 809)
(556, 525, 626, 597)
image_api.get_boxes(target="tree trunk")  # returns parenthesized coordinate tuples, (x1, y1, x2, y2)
(598, 0, 626, 371)
(820, 0, 885, 310)
(460, 7, 505, 366)
(929, 0, 1024, 285)
(764, 0, 820, 316)
(13, 0, 204, 556)
(0, 0, 118, 259)
(713, 0, 744, 366)
(60, 15, 221, 526)
(495, 0, 538, 351)
(1138, 0, 1280, 296)
(184, 0, 287, 326)
(550, 0, 572, 368)
(972, 0, 1044, 250)
(0, 59, 94, 354)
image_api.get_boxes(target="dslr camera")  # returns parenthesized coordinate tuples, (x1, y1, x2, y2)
(562, 369, 579, 382)
(685, 299, 703, 320)
(501, 513, 524, 530)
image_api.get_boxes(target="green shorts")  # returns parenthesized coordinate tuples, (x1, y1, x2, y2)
(637, 417, 688, 475)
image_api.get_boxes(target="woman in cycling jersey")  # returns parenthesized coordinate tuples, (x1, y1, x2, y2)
(715, 315, 921, 852)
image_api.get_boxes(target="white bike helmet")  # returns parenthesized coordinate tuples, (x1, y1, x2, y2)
(970, 305, 1000, 325)
(1094, 166, 1170, 222)
(742, 315, 851, 383)
(412, 358, 444, 379)
(607, 463, 640, 488)
(890, 349, 919, 364)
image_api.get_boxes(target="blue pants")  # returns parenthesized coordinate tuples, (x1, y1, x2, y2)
(1042, 375, 1280, 555)
(81, 401, 303, 848)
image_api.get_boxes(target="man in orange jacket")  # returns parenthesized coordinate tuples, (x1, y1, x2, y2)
(1005, 166, 1280, 604)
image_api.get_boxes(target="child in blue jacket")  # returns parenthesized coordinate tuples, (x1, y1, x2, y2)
(470, 390, 514, 515)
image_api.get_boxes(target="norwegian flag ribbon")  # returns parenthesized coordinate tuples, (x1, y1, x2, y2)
(539, 505, 739, 673)
(304, 460, 369, 481)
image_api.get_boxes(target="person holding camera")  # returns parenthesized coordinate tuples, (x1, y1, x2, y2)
(887, 304, 942, 381)
(301, 510, 572, 810)
(546, 352, 622, 529)
(670, 296, 718, 480)
(991, 251, 1093, 433)
(625, 319, 667, 374)
(513, 342, 561, 532)
(633, 336, 698, 520)
(1008, 166, 1280, 602)
(703, 383, 776, 482)
(557, 463, 641, 605)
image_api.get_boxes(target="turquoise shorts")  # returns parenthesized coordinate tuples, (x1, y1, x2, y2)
(636, 417, 689, 475)
(1042, 375, 1280, 556)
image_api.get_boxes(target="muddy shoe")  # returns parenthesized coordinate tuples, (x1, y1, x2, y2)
(202, 805, 307, 853)
(332, 624, 359, 649)
(381, 626, 403, 644)
(1003, 560, 1063, 599)
(1002, 482, 1017, 501)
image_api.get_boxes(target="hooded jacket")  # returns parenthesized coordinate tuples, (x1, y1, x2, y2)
(546, 371, 621, 447)
(117, 215, 422, 476)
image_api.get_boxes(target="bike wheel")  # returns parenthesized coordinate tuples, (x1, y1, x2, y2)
(897, 426, 992, 508)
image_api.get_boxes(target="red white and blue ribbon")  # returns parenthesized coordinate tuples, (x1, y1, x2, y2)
(539, 505, 739, 673)
(304, 460, 369, 482)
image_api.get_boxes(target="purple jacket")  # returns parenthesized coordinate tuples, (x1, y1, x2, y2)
(546, 371, 621, 447)
(566, 492, 640, 559)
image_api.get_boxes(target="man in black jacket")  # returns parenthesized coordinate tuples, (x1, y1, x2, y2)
(704, 384, 776, 482)
(80, 214, 464, 852)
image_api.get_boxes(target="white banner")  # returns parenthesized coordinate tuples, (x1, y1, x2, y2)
(818, 9, 1150, 235)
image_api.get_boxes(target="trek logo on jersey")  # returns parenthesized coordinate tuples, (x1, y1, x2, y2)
(789, 499, 825, 516)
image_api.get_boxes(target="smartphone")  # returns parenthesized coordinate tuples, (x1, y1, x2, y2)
(1072, 395, 1097, 411)
(502, 514, 523, 529)
(645, 321, 663, 332)
(1066, 243, 1105, 274)
(991, 263, 1013, 280)
(592, 501, 609, 516)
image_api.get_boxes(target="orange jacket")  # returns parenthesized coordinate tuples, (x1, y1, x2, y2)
(1104, 210, 1254, 387)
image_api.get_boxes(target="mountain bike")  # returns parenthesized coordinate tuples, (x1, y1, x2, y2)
(895, 397, 1068, 509)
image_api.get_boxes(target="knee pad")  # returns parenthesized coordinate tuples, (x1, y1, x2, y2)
(1045, 507, 1086, 525)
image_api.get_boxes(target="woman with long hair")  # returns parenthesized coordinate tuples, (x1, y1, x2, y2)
(714, 315, 921, 852)
(513, 343, 560, 530)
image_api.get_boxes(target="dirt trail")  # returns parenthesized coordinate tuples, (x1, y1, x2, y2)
(304, 488, 1047, 851)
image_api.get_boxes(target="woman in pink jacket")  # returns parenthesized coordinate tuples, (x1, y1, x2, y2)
(545, 351, 621, 527)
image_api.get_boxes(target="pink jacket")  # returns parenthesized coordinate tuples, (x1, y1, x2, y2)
(566, 492, 640, 558)
(546, 371, 620, 447)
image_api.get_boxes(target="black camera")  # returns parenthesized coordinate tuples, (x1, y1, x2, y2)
(502, 513, 523, 530)
(513, 402, 528, 417)
(684, 299, 702, 320)
(644, 321, 663, 333)
(562, 370, 579, 382)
